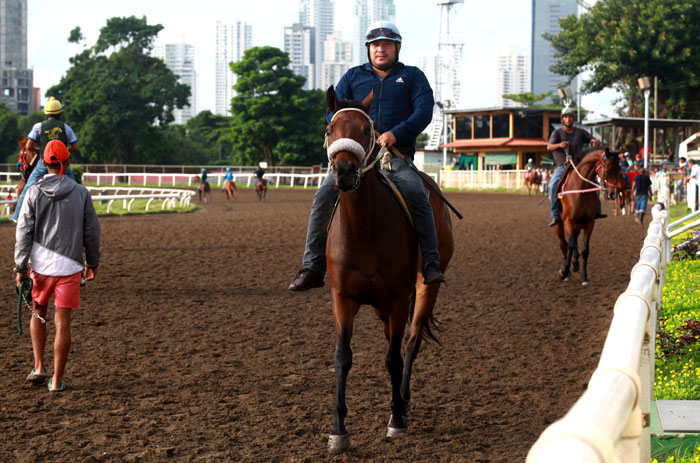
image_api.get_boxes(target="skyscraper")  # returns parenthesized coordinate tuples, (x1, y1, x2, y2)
(531, 0, 577, 103)
(353, 0, 396, 65)
(284, 23, 315, 90)
(321, 32, 353, 90)
(298, 0, 334, 89)
(153, 43, 197, 125)
(215, 21, 253, 116)
(497, 45, 531, 107)
(0, 0, 34, 115)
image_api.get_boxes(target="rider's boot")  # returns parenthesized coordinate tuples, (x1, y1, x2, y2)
(548, 216, 562, 227)
(423, 263, 446, 285)
(289, 268, 324, 291)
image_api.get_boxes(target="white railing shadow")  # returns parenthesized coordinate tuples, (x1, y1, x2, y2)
(527, 203, 668, 463)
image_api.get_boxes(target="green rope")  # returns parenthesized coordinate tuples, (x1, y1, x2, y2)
(16, 278, 32, 335)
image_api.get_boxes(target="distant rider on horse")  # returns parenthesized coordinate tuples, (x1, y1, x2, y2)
(288, 20, 445, 291)
(546, 106, 604, 227)
(223, 167, 233, 189)
(199, 168, 208, 186)
(255, 163, 267, 188)
(12, 97, 78, 223)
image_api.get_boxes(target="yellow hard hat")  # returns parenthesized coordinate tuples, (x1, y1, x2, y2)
(44, 97, 63, 115)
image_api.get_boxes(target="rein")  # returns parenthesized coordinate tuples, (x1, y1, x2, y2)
(325, 108, 379, 189)
(558, 154, 609, 197)
(16, 278, 45, 335)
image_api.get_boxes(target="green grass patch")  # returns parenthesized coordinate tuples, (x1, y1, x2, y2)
(92, 198, 196, 216)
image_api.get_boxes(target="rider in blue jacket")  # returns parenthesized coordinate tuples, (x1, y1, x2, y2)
(289, 20, 444, 291)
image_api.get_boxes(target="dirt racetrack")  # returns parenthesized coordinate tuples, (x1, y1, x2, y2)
(0, 188, 648, 462)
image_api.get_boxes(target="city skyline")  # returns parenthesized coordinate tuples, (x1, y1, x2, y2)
(25, 0, 618, 119)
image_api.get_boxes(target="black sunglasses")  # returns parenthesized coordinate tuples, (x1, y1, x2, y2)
(366, 28, 401, 41)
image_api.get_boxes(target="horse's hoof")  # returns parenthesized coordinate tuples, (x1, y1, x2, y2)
(558, 269, 569, 280)
(582, 280, 589, 286)
(572, 264, 579, 273)
(386, 415, 408, 437)
(328, 433, 350, 453)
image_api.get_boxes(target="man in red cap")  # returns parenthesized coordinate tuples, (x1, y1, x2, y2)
(13, 140, 101, 392)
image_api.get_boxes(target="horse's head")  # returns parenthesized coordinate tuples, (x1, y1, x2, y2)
(598, 147, 623, 200)
(325, 86, 376, 192)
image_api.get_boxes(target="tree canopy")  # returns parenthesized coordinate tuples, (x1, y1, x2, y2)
(48, 16, 190, 164)
(229, 46, 326, 166)
(547, 0, 700, 118)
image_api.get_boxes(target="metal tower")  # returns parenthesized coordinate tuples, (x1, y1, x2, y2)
(426, 0, 464, 156)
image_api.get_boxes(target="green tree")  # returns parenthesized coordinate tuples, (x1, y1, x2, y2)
(47, 17, 190, 164)
(546, 0, 700, 119)
(185, 110, 234, 162)
(502, 91, 552, 107)
(0, 104, 20, 163)
(230, 46, 326, 166)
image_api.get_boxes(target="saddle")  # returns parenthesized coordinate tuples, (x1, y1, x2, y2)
(555, 164, 575, 198)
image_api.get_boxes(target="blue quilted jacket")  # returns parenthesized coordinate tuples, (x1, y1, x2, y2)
(328, 62, 434, 155)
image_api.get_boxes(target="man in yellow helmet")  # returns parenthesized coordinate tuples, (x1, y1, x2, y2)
(11, 97, 79, 223)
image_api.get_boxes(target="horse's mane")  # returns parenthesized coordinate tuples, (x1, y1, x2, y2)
(580, 146, 619, 163)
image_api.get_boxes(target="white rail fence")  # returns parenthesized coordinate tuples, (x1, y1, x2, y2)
(0, 184, 195, 218)
(80, 172, 327, 189)
(527, 204, 668, 462)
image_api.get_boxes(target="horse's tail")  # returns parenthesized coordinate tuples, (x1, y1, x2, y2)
(409, 287, 442, 346)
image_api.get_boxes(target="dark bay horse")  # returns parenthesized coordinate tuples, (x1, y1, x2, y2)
(554, 148, 622, 285)
(324, 87, 454, 453)
(193, 176, 211, 203)
(224, 180, 237, 201)
(525, 169, 542, 196)
(612, 173, 632, 216)
(255, 179, 267, 201)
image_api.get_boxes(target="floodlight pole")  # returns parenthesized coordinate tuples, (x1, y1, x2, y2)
(643, 88, 650, 170)
(442, 110, 448, 169)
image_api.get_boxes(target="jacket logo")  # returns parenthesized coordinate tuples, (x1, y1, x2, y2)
(396, 77, 404, 83)
(44, 127, 64, 140)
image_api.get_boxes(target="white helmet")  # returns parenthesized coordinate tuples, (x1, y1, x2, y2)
(528, 158, 533, 162)
(365, 21, 402, 45)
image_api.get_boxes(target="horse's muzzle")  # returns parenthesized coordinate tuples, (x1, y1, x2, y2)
(333, 159, 360, 192)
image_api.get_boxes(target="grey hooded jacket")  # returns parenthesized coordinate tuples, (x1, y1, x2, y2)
(14, 175, 100, 274)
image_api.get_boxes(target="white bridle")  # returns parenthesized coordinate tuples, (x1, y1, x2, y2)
(325, 108, 377, 175)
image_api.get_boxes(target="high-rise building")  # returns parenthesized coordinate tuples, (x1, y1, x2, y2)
(321, 32, 352, 90)
(0, 0, 34, 115)
(298, 0, 334, 89)
(531, 0, 577, 103)
(352, 0, 396, 65)
(153, 43, 197, 125)
(215, 21, 253, 116)
(497, 45, 531, 107)
(284, 23, 315, 90)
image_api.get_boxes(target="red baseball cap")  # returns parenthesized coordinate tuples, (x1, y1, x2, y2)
(43, 140, 70, 175)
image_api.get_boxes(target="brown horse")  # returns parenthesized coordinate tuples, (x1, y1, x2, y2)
(324, 87, 454, 452)
(12, 137, 38, 213)
(554, 148, 622, 285)
(193, 176, 211, 204)
(612, 173, 633, 216)
(255, 179, 267, 201)
(224, 180, 237, 201)
(525, 169, 542, 196)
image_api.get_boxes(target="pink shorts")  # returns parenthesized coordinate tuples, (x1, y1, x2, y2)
(30, 271, 81, 309)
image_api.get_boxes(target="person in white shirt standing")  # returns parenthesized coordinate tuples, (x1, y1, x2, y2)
(685, 159, 700, 212)
(14, 140, 101, 392)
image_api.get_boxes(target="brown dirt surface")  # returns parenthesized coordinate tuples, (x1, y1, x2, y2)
(0, 188, 647, 462)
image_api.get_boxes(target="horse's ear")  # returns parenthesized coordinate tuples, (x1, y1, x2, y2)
(326, 86, 339, 113)
(362, 88, 374, 113)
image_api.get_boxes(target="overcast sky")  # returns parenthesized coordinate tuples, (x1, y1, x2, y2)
(27, 0, 618, 118)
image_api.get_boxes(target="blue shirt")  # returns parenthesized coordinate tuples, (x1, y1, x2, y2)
(329, 62, 434, 153)
(225, 171, 233, 182)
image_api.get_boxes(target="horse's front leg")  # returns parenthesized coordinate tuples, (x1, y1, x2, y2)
(555, 223, 570, 280)
(580, 222, 595, 285)
(329, 293, 359, 453)
(385, 299, 409, 437)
